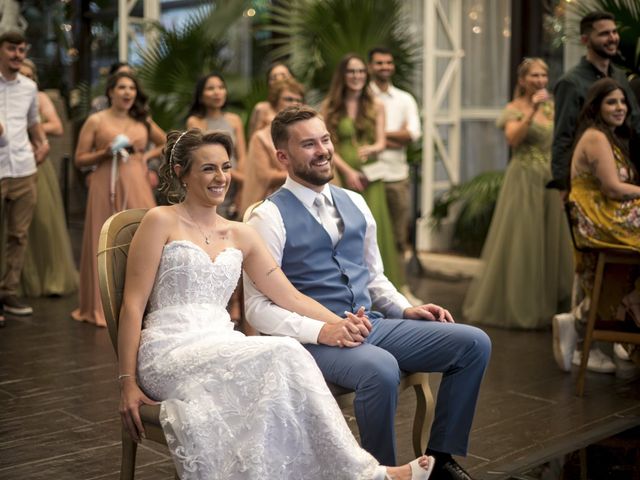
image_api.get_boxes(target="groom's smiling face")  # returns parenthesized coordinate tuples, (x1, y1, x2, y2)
(277, 116, 335, 190)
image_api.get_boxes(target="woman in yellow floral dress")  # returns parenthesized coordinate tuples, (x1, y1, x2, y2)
(569, 78, 640, 362)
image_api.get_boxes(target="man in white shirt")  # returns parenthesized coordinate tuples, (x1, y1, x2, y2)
(368, 47, 422, 303)
(0, 31, 49, 321)
(245, 106, 490, 480)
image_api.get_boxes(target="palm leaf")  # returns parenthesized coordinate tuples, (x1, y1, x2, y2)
(136, 1, 250, 130)
(431, 171, 504, 256)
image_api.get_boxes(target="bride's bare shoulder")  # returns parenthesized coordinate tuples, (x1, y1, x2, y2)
(227, 220, 260, 250)
(140, 205, 180, 232)
(227, 219, 254, 238)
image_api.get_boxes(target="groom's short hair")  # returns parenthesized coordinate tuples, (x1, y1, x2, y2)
(271, 105, 319, 149)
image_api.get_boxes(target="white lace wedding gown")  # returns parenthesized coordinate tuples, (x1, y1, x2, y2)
(137, 240, 384, 479)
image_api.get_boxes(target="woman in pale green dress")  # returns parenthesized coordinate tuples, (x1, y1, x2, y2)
(463, 58, 573, 329)
(322, 53, 402, 288)
(18, 60, 78, 296)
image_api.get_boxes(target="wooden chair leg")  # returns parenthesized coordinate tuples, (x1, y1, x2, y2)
(411, 382, 434, 456)
(576, 253, 605, 396)
(579, 447, 588, 480)
(120, 428, 137, 480)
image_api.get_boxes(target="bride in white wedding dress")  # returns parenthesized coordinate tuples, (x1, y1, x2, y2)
(117, 129, 434, 479)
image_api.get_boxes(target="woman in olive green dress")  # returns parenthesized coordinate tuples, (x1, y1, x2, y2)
(463, 58, 574, 329)
(18, 60, 78, 297)
(322, 53, 402, 288)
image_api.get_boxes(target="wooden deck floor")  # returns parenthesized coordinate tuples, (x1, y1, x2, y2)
(0, 271, 638, 479)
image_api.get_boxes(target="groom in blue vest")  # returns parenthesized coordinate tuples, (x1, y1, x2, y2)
(245, 105, 490, 480)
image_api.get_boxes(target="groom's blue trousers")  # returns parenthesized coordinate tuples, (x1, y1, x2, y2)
(305, 317, 491, 466)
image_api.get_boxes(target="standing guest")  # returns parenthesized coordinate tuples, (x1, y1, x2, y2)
(368, 46, 423, 304)
(118, 128, 435, 480)
(246, 106, 491, 479)
(551, 11, 640, 373)
(463, 58, 574, 329)
(0, 31, 50, 323)
(17, 59, 78, 297)
(248, 63, 293, 139)
(71, 72, 165, 327)
(239, 78, 304, 215)
(322, 53, 402, 288)
(186, 73, 246, 220)
(568, 78, 640, 364)
(90, 61, 133, 114)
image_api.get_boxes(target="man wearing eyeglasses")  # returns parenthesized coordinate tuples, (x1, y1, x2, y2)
(0, 30, 49, 323)
(367, 46, 423, 306)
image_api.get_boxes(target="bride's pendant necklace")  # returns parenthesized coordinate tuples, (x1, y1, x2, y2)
(183, 206, 214, 245)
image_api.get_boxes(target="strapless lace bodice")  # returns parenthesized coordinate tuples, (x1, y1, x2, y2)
(147, 240, 242, 313)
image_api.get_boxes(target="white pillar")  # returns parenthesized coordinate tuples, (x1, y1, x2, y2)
(118, 0, 160, 62)
(417, 0, 464, 251)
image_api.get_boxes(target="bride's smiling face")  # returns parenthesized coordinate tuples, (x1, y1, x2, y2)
(181, 143, 232, 206)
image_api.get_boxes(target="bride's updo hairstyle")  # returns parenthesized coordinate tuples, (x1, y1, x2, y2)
(159, 128, 234, 204)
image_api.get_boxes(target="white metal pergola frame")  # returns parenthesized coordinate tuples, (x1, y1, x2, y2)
(418, 0, 464, 251)
(118, 0, 160, 62)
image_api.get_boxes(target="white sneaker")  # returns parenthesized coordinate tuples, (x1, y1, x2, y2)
(613, 343, 631, 362)
(572, 348, 616, 373)
(552, 313, 577, 372)
(399, 285, 423, 307)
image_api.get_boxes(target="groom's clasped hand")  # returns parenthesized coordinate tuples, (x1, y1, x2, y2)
(317, 306, 372, 347)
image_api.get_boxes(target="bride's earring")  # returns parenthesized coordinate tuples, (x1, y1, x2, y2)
(182, 182, 187, 189)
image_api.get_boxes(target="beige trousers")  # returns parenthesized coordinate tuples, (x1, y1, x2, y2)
(0, 174, 38, 296)
(384, 178, 410, 254)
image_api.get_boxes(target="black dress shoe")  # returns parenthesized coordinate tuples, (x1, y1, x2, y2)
(432, 458, 474, 480)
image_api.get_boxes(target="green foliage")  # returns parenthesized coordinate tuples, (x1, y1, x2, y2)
(69, 81, 92, 123)
(431, 171, 504, 256)
(262, 0, 419, 94)
(136, 2, 249, 130)
(566, 0, 640, 72)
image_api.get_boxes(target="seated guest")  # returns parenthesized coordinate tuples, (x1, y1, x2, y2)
(568, 78, 640, 364)
(245, 105, 491, 479)
(118, 128, 435, 479)
(240, 78, 304, 215)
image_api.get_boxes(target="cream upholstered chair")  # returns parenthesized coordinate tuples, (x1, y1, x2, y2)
(565, 201, 640, 396)
(97, 208, 177, 480)
(243, 201, 435, 455)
